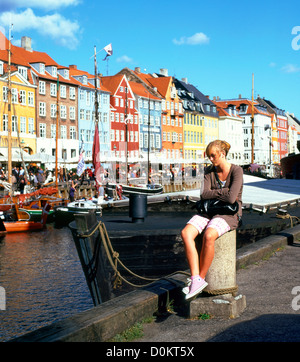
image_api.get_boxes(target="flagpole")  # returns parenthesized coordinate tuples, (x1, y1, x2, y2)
(55, 75, 59, 190)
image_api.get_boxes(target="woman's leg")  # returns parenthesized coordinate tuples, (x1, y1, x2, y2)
(181, 215, 210, 276)
(181, 224, 201, 276)
(199, 217, 231, 279)
(199, 227, 219, 279)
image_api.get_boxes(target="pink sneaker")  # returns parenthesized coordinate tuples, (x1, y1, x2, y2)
(185, 276, 208, 301)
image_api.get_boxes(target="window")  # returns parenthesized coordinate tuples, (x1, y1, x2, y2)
(2, 114, 8, 131)
(28, 118, 34, 134)
(0, 62, 3, 75)
(60, 125, 67, 139)
(70, 126, 76, 139)
(19, 90, 26, 105)
(51, 124, 56, 139)
(3, 87, 7, 102)
(60, 105, 67, 119)
(40, 63, 45, 74)
(39, 102, 46, 116)
(39, 81, 46, 95)
(18, 66, 27, 79)
(69, 87, 75, 100)
(80, 109, 84, 120)
(20, 117, 26, 133)
(11, 88, 18, 103)
(115, 97, 119, 107)
(50, 83, 57, 97)
(51, 104, 57, 118)
(70, 106, 75, 120)
(28, 91, 34, 106)
(12, 116, 17, 132)
(40, 123, 46, 138)
(60, 85, 66, 98)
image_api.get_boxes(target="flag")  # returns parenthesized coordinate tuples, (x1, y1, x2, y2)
(92, 122, 101, 186)
(103, 43, 113, 61)
(76, 150, 85, 176)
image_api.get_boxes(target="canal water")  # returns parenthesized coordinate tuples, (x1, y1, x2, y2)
(0, 225, 94, 342)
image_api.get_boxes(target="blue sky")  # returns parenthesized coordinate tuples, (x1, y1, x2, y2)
(1, 0, 300, 118)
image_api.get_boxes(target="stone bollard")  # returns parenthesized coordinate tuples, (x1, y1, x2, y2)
(190, 229, 246, 319)
(204, 229, 237, 296)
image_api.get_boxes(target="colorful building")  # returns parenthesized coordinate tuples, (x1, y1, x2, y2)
(69, 65, 111, 163)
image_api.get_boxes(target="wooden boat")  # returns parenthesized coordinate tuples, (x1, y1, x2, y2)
(0, 203, 51, 234)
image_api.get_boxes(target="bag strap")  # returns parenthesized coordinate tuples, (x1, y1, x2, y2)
(213, 168, 224, 189)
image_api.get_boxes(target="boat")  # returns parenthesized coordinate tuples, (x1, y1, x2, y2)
(54, 199, 102, 228)
(0, 203, 50, 234)
(105, 182, 163, 196)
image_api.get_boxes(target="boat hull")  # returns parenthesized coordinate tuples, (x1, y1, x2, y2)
(3, 221, 44, 232)
(106, 183, 163, 196)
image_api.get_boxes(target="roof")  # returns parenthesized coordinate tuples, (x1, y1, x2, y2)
(215, 98, 271, 117)
(174, 78, 219, 117)
(129, 81, 161, 100)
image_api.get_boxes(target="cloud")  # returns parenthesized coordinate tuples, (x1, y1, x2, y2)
(0, 8, 81, 49)
(0, 0, 79, 11)
(173, 32, 210, 45)
(116, 55, 133, 63)
(281, 64, 300, 73)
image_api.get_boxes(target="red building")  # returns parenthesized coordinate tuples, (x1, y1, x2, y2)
(100, 74, 139, 161)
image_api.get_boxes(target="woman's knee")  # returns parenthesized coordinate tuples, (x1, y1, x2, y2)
(202, 228, 219, 246)
(181, 224, 198, 244)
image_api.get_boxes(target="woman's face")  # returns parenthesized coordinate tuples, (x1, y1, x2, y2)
(208, 147, 224, 166)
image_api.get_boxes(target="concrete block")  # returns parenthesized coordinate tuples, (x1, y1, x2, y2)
(189, 293, 246, 319)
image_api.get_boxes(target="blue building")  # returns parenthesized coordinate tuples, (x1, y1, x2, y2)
(70, 65, 111, 165)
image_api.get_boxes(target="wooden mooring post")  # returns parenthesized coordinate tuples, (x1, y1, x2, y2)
(69, 211, 112, 305)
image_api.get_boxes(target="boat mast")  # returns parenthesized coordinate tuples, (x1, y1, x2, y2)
(251, 73, 254, 164)
(7, 24, 12, 188)
(125, 86, 128, 185)
(94, 46, 99, 123)
(55, 75, 59, 189)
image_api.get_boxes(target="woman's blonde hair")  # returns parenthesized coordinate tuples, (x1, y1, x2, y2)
(206, 140, 231, 157)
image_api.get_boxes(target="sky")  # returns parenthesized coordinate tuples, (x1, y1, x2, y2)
(0, 0, 300, 118)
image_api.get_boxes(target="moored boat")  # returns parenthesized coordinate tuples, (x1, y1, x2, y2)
(0, 203, 51, 235)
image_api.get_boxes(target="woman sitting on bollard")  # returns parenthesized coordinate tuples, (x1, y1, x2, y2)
(181, 140, 243, 301)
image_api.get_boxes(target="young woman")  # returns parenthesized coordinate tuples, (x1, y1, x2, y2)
(181, 140, 243, 300)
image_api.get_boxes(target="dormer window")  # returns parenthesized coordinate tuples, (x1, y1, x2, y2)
(64, 69, 69, 79)
(52, 66, 57, 77)
(82, 76, 87, 85)
(40, 63, 45, 74)
(18, 66, 28, 79)
(0, 61, 4, 75)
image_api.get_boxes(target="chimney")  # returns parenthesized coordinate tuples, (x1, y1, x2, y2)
(21, 36, 32, 52)
(160, 68, 168, 76)
(69, 65, 77, 69)
(135, 67, 141, 73)
(181, 77, 188, 83)
(238, 94, 242, 99)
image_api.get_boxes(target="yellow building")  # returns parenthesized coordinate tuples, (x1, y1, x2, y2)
(0, 70, 37, 155)
(183, 112, 205, 161)
(203, 115, 219, 156)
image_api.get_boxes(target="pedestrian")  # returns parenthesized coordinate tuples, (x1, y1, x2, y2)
(181, 140, 243, 301)
(69, 180, 76, 202)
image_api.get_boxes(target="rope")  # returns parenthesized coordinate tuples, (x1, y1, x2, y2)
(78, 220, 190, 289)
(276, 212, 300, 228)
(204, 285, 239, 296)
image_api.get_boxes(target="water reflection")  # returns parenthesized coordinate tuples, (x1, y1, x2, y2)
(0, 225, 94, 342)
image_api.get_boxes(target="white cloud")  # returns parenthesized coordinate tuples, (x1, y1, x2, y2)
(0, 8, 80, 49)
(281, 64, 300, 73)
(0, 0, 79, 11)
(116, 55, 133, 63)
(173, 32, 210, 45)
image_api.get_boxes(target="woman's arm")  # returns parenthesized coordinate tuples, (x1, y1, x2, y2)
(201, 166, 243, 203)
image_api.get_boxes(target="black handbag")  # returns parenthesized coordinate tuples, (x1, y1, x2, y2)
(193, 167, 239, 217)
(193, 198, 239, 217)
